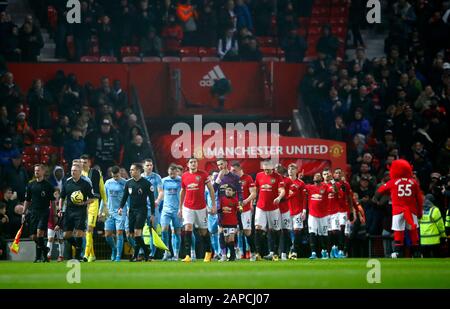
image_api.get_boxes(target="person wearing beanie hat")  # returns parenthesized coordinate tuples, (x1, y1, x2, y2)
(419, 194, 446, 257)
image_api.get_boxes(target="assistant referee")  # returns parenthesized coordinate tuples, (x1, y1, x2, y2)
(23, 164, 55, 263)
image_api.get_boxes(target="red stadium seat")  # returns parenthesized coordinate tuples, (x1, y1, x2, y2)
(330, 7, 348, 17)
(262, 57, 279, 62)
(298, 17, 310, 28)
(200, 57, 220, 62)
(315, 0, 331, 6)
(180, 47, 199, 57)
(308, 26, 322, 36)
(257, 37, 277, 47)
(181, 56, 201, 62)
(40, 154, 50, 164)
(80, 55, 99, 62)
(309, 17, 329, 27)
(311, 7, 330, 17)
(198, 47, 217, 57)
(36, 129, 52, 137)
(99, 56, 118, 63)
(66, 35, 76, 59)
(162, 56, 180, 62)
(297, 27, 307, 37)
(47, 6, 58, 31)
(330, 17, 346, 27)
(120, 46, 140, 57)
(89, 35, 100, 56)
(261, 47, 278, 57)
(142, 57, 161, 62)
(22, 154, 39, 164)
(122, 56, 142, 63)
(35, 136, 51, 145)
(40, 145, 59, 156)
(23, 146, 38, 155)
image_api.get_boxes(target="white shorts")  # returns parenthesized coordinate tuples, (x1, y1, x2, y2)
(291, 213, 304, 230)
(255, 207, 281, 231)
(344, 221, 350, 236)
(281, 211, 292, 230)
(223, 227, 237, 237)
(47, 229, 63, 239)
(241, 210, 252, 230)
(328, 213, 340, 231)
(182, 207, 208, 229)
(392, 213, 418, 231)
(338, 212, 348, 226)
(308, 215, 328, 236)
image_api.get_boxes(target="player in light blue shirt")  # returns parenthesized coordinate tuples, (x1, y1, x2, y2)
(100, 166, 128, 262)
(142, 158, 163, 258)
(160, 164, 182, 260)
(206, 172, 220, 259)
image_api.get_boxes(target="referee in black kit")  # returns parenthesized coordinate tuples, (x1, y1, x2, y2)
(59, 163, 94, 261)
(118, 163, 155, 262)
(22, 164, 55, 262)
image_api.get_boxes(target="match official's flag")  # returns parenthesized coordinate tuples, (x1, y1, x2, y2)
(151, 228, 169, 251)
(10, 224, 24, 254)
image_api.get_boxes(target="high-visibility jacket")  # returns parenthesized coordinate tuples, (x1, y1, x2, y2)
(419, 206, 446, 245)
(445, 209, 450, 236)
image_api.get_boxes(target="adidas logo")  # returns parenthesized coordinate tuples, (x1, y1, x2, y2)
(199, 65, 226, 87)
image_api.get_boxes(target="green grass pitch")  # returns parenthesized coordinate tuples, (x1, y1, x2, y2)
(1, 259, 449, 289)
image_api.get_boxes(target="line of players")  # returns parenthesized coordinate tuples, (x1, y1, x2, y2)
(23, 155, 361, 262)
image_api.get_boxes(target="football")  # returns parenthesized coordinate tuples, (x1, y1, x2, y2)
(70, 190, 84, 205)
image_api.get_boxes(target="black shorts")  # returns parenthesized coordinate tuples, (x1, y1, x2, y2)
(128, 209, 147, 232)
(29, 210, 50, 234)
(64, 207, 87, 232)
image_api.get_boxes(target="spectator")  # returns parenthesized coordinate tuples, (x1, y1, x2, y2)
(351, 163, 376, 191)
(0, 202, 7, 260)
(52, 115, 71, 147)
(197, 2, 218, 47)
(412, 149, 433, 191)
(15, 112, 35, 146)
(112, 80, 128, 112)
(113, 0, 136, 48)
(348, 194, 368, 257)
(348, 108, 371, 138)
(18, 22, 43, 61)
(97, 15, 115, 56)
(123, 134, 152, 170)
(436, 137, 450, 175)
(234, 0, 253, 32)
(176, 0, 198, 46)
(0, 137, 20, 167)
(218, 27, 239, 61)
(316, 24, 339, 59)
(27, 79, 53, 129)
(0, 72, 23, 121)
(239, 37, 262, 62)
(135, 0, 157, 38)
(253, 0, 273, 36)
(49, 165, 65, 192)
(63, 127, 86, 165)
(161, 14, 183, 56)
(348, 0, 365, 48)
(86, 118, 121, 175)
(349, 48, 372, 74)
(281, 27, 307, 63)
(328, 115, 348, 142)
(0, 105, 11, 139)
(1, 153, 28, 201)
(1, 187, 20, 238)
(277, 1, 297, 39)
(120, 113, 142, 143)
(2, 25, 21, 61)
(218, 0, 237, 35)
(140, 27, 163, 57)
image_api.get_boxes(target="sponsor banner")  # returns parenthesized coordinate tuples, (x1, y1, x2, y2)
(153, 133, 346, 176)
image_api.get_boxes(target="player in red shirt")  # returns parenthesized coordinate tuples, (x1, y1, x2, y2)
(322, 168, 340, 258)
(333, 168, 353, 258)
(179, 157, 217, 262)
(218, 186, 239, 261)
(254, 159, 285, 261)
(286, 163, 306, 260)
(373, 159, 423, 258)
(304, 172, 333, 259)
(230, 163, 257, 261)
(276, 164, 293, 261)
(47, 188, 64, 262)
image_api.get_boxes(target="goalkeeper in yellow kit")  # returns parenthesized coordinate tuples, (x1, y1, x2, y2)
(80, 154, 107, 262)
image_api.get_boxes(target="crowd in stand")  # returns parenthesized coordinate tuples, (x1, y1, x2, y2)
(0, 69, 155, 239)
(1, 0, 316, 62)
(300, 0, 450, 248)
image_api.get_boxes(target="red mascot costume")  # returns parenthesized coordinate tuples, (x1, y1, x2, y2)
(374, 159, 424, 258)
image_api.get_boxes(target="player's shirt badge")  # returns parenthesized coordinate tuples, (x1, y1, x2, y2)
(128, 187, 132, 194)
(196, 176, 201, 182)
(271, 178, 276, 184)
(138, 188, 143, 195)
(41, 191, 46, 197)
